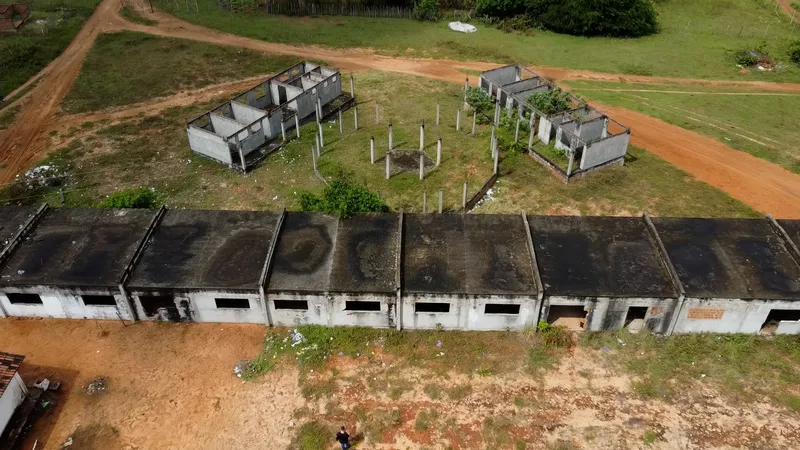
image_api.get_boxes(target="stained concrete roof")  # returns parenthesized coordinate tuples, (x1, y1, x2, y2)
(528, 215, 675, 298)
(0, 208, 154, 287)
(267, 212, 337, 293)
(778, 220, 800, 250)
(329, 214, 399, 294)
(128, 210, 279, 290)
(653, 218, 800, 300)
(402, 214, 536, 295)
(0, 206, 38, 251)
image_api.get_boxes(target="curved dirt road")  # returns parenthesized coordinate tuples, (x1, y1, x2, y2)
(3, 1, 800, 218)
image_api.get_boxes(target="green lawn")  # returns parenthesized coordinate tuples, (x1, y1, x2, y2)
(167, 0, 800, 82)
(2, 70, 757, 218)
(61, 31, 301, 113)
(569, 81, 800, 174)
(0, 0, 102, 96)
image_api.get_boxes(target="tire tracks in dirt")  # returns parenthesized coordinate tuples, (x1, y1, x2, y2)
(3, 2, 800, 217)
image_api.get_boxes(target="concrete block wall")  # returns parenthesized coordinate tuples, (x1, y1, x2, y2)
(401, 294, 539, 330)
(541, 296, 680, 334)
(402, 294, 467, 330)
(579, 132, 630, 170)
(268, 292, 330, 327)
(672, 298, 800, 334)
(130, 290, 264, 323)
(188, 127, 231, 164)
(0, 287, 133, 320)
(466, 295, 538, 331)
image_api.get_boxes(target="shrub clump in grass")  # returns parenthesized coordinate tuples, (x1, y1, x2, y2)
(413, 0, 441, 21)
(528, 88, 571, 116)
(465, 86, 494, 118)
(291, 421, 330, 450)
(734, 44, 774, 69)
(299, 177, 388, 219)
(98, 187, 161, 208)
(789, 40, 800, 66)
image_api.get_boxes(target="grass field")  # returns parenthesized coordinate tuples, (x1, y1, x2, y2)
(0, 0, 101, 96)
(569, 81, 800, 174)
(168, 0, 800, 82)
(61, 31, 302, 113)
(1, 68, 758, 218)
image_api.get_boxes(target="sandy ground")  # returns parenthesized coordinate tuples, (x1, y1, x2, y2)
(1, 318, 798, 449)
(3, 0, 800, 217)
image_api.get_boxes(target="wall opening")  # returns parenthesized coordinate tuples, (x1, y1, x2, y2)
(345, 301, 381, 312)
(6, 293, 42, 304)
(274, 300, 309, 310)
(547, 305, 586, 330)
(415, 302, 450, 313)
(214, 298, 250, 309)
(484, 304, 520, 315)
(82, 295, 117, 306)
(624, 306, 648, 333)
(140, 296, 176, 316)
(760, 309, 800, 334)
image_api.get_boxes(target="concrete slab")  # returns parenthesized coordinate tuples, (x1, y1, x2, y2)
(268, 212, 337, 294)
(329, 214, 399, 294)
(0, 206, 38, 251)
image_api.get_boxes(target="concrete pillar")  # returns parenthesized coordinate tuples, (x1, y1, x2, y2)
(419, 153, 424, 180)
(315, 133, 321, 157)
(438, 189, 443, 213)
(472, 111, 477, 136)
(487, 81, 492, 95)
(601, 118, 609, 139)
(315, 105, 320, 126)
(464, 77, 470, 108)
(280, 121, 286, 142)
(493, 147, 499, 175)
(376, 103, 380, 124)
(354, 106, 359, 130)
(238, 146, 246, 172)
(388, 123, 393, 150)
(528, 113, 536, 151)
(419, 122, 425, 151)
(318, 122, 324, 148)
(350, 74, 355, 97)
(317, 97, 323, 120)
(370, 137, 375, 164)
(456, 109, 461, 131)
(490, 126, 495, 148)
(555, 127, 563, 147)
(462, 181, 468, 209)
(494, 100, 500, 126)
(312, 147, 318, 170)
(567, 137, 576, 177)
(295, 114, 300, 138)
(515, 116, 521, 142)
(385, 153, 391, 180)
(423, 191, 427, 213)
(338, 110, 343, 134)
(436, 104, 440, 125)
(436, 138, 442, 167)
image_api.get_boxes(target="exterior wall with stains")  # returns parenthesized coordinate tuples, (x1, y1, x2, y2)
(0, 287, 132, 320)
(268, 292, 330, 327)
(672, 298, 800, 334)
(129, 289, 263, 324)
(267, 292, 397, 328)
(402, 294, 467, 330)
(542, 296, 680, 333)
(402, 294, 539, 330)
(466, 295, 539, 331)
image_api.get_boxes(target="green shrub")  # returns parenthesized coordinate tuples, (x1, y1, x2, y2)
(528, 88, 571, 115)
(465, 87, 493, 117)
(413, 0, 441, 21)
(789, 40, 800, 65)
(98, 187, 161, 208)
(476, 0, 526, 18)
(299, 177, 389, 219)
(735, 50, 758, 67)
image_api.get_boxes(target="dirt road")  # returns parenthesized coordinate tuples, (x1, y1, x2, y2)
(3, 1, 800, 217)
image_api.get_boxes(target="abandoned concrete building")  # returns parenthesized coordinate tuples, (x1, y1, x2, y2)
(0, 206, 799, 335)
(0, 352, 26, 437)
(479, 65, 631, 181)
(186, 62, 347, 171)
(0, 4, 29, 32)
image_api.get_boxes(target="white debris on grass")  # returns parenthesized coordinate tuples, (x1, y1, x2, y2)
(448, 21, 477, 33)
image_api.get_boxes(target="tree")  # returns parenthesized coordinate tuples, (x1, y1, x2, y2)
(299, 177, 389, 219)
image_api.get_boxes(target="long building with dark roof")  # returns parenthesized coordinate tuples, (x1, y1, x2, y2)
(0, 206, 798, 335)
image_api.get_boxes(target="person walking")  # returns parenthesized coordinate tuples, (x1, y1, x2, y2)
(335, 425, 351, 449)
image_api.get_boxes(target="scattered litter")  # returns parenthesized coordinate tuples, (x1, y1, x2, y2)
(289, 420, 295, 427)
(338, 352, 344, 356)
(355, 352, 360, 357)
(700, 373, 706, 378)
(601, 346, 610, 353)
(233, 360, 249, 378)
(272, 195, 278, 201)
(23, 165, 64, 189)
(61, 437, 73, 448)
(616, 338, 627, 347)
(33, 379, 50, 391)
(84, 376, 107, 395)
(16, 270, 24, 275)
(448, 21, 477, 33)
(435, 340, 443, 348)
(290, 329, 305, 347)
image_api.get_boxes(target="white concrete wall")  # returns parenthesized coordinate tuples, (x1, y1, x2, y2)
(538, 118, 553, 144)
(402, 294, 466, 330)
(209, 114, 245, 138)
(330, 293, 395, 328)
(777, 320, 800, 334)
(188, 127, 232, 164)
(231, 101, 267, 125)
(673, 298, 800, 334)
(503, 78, 541, 94)
(281, 83, 304, 102)
(131, 291, 264, 324)
(579, 118, 605, 142)
(0, 373, 27, 436)
(579, 132, 629, 170)
(467, 296, 538, 331)
(269, 293, 330, 327)
(315, 75, 343, 108)
(543, 296, 679, 333)
(481, 65, 518, 86)
(0, 288, 133, 320)
(238, 122, 266, 156)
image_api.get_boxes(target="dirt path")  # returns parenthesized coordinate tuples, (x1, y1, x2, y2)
(4, 1, 800, 217)
(778, 0, 799, 22)
(595, 101, 800, 218)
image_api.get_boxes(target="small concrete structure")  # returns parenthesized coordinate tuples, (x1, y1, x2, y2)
(187, 62, 348, 172)
(402, 214, 539, 330)
(653, 218, 800, 334)
(479, 65, 631, 181)
(0, 352, 26, 436)
(529, 215, 679, 333)
(0, 208, 155, 321)
(126, 209, 280, 324)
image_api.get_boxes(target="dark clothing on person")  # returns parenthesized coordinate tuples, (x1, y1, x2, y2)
(336, 431, 351, 449)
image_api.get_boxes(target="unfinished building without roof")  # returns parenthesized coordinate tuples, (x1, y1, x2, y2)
(0, 207, 798, 335)
(187, 62, 349, 171)
(479, 65, 631, 182)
